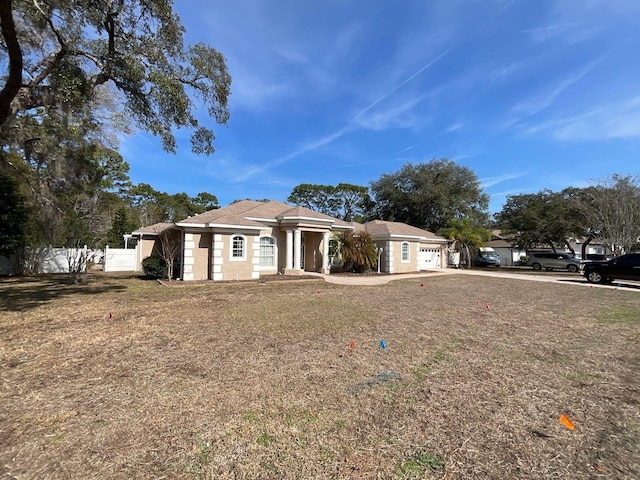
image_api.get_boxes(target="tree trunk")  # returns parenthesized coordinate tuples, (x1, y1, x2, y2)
(581, 235, 593, 259)
(0, 0, 23, 128)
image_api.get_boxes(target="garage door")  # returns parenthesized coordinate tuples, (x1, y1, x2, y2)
(418, 248, 441, 270)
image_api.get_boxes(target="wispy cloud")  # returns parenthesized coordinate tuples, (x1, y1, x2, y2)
(354, 96, 428, 131)
(397, 144, 420, 154)
(521, 22, 583, 43)
(350, 50, 450, 124)
(233, 51, 450, 180)
(481, 172, 528, 189)
(507, 59, 600, 122)
(519, 94, 640, 142)
(445, 122, 464, 133)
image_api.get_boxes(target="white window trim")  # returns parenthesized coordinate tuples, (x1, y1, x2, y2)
(401, 241, 410, 262)
(230, 234, 247, 261)
(257, 235, 277, 270)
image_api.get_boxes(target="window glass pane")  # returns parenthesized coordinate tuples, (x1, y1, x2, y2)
(232, 236, 244, 258)
(259, 237, 274, 267)
(402, 242, 409, 261)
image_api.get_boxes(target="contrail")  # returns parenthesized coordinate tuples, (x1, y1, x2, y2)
(350, 50, 450, 123)
(240, 50, 451, 181)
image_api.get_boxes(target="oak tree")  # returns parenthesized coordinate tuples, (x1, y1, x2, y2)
(370, 158, 489, 232)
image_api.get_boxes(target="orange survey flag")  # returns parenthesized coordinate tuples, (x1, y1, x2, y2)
(559, 414, 575, 430)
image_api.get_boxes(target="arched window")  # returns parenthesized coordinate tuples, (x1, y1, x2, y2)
(259, 236, 276, 267)
(230, 234, 246, 260)
(401, 242, 410, 262)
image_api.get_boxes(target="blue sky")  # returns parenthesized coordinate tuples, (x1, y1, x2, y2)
(121, 0, 640, 213)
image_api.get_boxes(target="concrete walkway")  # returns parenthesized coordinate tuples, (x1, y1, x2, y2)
(309, 269, 640, 292)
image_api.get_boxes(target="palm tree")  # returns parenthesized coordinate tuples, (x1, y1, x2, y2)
(335, 230, 378, 273)
(439, 218, 491, 268)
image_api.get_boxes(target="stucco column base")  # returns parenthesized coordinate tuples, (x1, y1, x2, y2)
(284, 268, 304, 276)
(321, 267, 330, 274)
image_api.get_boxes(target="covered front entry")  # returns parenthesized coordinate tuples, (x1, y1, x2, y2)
(283, 229, 331, 274)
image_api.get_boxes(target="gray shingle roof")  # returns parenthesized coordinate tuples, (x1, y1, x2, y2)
(361, 220, 446, 241)
(132, 222, 174, 235)
(177, 200, 353, 229)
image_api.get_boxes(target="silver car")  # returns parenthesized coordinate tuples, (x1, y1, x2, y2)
(527, 252, 584, 273)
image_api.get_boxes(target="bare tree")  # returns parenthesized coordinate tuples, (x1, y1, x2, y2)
(158, 229, 181, 280)
(586, 175, 640, 256)
(66, 245, 98, 284)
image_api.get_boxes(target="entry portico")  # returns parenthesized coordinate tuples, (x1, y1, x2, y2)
(279, 208, 334, 275)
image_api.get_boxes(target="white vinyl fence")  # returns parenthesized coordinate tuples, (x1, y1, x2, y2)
(0, 246, 102, 275)
(103, 246, 138, 272)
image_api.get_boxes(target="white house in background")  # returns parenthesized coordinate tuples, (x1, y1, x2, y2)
(486, 231, 527, 266)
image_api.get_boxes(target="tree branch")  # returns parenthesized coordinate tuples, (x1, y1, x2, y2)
(0, 0, 23, 128)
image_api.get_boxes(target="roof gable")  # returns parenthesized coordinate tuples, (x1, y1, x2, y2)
(176, 200, 352, 230)
(362, 220, 445, 241)
(132, 222, 174, 235)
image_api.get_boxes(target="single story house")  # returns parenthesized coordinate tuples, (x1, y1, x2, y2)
(487, 230, 612, 265)
(353, 220, 448, 272)
(128, 222, 177, 271)
(176, 200, 353, 281)
(485, 230, 527, 266)
(129, 200, 448, 281)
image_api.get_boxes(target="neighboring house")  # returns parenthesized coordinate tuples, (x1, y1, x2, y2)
(176, 200, 353, 281)
(352, 220, 448, 273)
(486, 231, 527, 266)
(567, 237, 610, 259)
(487, 230, 611, 264)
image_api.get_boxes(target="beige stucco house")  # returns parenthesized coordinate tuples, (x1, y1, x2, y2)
(175, 200, 353, 281)
(354, 220, 448, 273)
(128, 201, 448, 280)
(129, 222, 177, 271)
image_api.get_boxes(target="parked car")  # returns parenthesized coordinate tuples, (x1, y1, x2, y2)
(474, 250, 500, 267)
(583, 253, 640, 284)
(527, 252, 584, 273)
(585, 253, 614, 262)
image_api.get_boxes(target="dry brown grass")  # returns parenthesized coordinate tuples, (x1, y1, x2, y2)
(1, 272, 639, 479)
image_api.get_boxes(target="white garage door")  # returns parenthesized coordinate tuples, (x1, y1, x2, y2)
(418, 248, 441, 270)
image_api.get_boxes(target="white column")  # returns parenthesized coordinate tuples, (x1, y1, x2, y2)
(322, 232, 330, 273)
(293, 229, 301, 270)
(182, 232, 195, 281)
(211, 234, 224, 281)
(285, 229, 293, 270)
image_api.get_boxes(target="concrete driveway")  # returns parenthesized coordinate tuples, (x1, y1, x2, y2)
(312, 269, 640, 292)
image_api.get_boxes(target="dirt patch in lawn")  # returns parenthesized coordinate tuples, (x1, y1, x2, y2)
(1, 273, 639, 479)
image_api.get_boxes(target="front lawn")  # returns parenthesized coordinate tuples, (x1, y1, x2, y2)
(1, 274, 638, 479)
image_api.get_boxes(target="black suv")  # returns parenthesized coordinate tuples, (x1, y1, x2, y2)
(583, 253, 640, 284)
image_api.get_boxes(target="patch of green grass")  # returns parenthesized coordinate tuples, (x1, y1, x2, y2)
(568, 369, 603, 386)
(333, 419, 346, 431)
(412, 338, 463, 382)
(45, 433, 66, 444)
(223, 297, 377, 337)
(411, 364, 431, 382)
(185, 441, 212, 475)
(599, 305, 640, 325)
(398, 450, 445, 477)
(257, 432, 275, 447)
(294, 437, 308, 447)
(263, 463, 277, 473)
